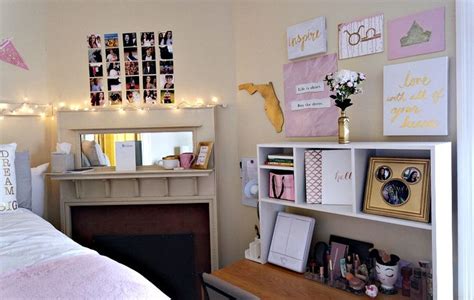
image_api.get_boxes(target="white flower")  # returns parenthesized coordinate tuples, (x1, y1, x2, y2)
(347, 82, 353, 87)
(350, 71, 358, 82)
(336, 70, 351, 83)
(359, 73, 366, 80)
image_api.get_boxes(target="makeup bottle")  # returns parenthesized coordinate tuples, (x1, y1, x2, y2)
(401, 266, 412, 296)
(410, 268, 422, 300)
(328, 259, 334, 286)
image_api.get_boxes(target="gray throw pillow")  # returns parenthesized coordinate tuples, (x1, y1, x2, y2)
(15, 151, 32, 210)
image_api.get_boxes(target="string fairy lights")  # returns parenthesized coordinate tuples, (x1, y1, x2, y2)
(0, 96, 226, 121)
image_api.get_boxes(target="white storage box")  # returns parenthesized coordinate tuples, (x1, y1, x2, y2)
(305, 149, 353, 205)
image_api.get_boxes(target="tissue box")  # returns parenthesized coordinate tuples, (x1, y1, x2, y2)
(51, 153, 74, 173)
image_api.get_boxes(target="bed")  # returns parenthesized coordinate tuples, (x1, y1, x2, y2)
(0, 208, 169, 300)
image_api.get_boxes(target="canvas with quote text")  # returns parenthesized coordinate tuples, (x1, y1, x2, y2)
(287, 16, 327, 60)
(383, 56, 448, 136)
(283, 53, 338, 137)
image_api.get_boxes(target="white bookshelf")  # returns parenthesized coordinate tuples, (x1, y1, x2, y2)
(257, 142, 452, 300)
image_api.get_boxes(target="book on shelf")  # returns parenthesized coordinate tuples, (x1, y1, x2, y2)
(267, 158, 294, 163)
(65, 167, 94, 173)
(266, 161, 294, 167)
(267, 153, 294, 160)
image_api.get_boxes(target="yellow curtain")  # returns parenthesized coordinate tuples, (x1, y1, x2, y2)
(95, 133, 141, 166)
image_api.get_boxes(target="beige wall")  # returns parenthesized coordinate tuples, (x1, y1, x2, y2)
(233, 0, 456, 264)
(0, 0, 456, 267)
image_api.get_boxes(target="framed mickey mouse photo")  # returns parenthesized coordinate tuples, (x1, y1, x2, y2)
(363, 157, 430, 223)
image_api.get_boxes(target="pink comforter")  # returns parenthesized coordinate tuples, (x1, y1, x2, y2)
(0, 253, 169, 300)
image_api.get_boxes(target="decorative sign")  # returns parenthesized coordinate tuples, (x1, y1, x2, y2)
(383, 56, 448, 136)
(388, 7, 445, 60)
(295, 81, 324, 94)
(283, 53, 338, 137)
(338, 14, 384, 60)
(291, 98, 330, 111)
(0, 39, 29, 70)
(287, 16, 327, 60)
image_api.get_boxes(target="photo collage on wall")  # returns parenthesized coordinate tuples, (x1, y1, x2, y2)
(87, 34, 105, 107)
(105, 33, 122, 105)
(86, 30, 174, 107)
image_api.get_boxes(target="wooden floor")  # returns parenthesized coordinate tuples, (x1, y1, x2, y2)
(213, 259, 407, 300)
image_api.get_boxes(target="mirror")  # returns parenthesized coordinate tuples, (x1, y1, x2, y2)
(80, 131, 193, 167)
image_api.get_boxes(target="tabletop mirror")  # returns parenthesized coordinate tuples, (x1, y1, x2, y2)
(80, 130, 194, 167)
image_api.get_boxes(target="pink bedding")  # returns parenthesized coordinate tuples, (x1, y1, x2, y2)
(0, 253, 168, 300)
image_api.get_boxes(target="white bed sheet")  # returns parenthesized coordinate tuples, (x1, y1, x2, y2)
(0, 208, 94, 274)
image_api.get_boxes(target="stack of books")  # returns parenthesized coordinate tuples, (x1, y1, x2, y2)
(266, 154, 294, 167)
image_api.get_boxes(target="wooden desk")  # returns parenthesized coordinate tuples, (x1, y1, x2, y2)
(213, 260, 406, 300)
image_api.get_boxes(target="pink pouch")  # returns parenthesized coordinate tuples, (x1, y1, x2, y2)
(269, 172, 295, 201)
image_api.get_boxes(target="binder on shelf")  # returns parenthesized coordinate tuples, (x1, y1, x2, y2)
(305, 150, 353, 205)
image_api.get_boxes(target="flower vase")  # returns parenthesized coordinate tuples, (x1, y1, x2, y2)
(338, 111, 350, 144)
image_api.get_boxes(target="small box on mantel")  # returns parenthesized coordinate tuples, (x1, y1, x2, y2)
(51, 153, 74, 173)
(305, 150, 353, 205)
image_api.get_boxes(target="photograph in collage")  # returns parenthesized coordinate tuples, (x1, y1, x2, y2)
(160, 90, 174, 104)
(125, 61, 139, 76)
(109, 92, 123, 105)
(90, 78, 103, 92)
(126, 76, 139, 90)
(88, 49, 102, 63)
(159, 61, 173, 74)
(143, 61, 156, 74)
(143, 90, 157, 104)
(89, 63, 103, 77)
(90, 92, 105, 106)
(141, 32, 155, 46)
(104, 33, 119, 48)
(125, 47, 138, 61)
(87, 34, 102, 48)
(143, 75, 157, 90)
(142, 47, 156, 61)
(126, 91, 141, 105)
(161, 74, 174, 89)
(123, 33, 137, 47)
(106, 48, 120, 62)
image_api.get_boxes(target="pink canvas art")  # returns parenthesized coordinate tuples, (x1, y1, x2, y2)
(284, 53, 338, 137)
(388, 7, 445, 60)
(0, 39, 29, 70)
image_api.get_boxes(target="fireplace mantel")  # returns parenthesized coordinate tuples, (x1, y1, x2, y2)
(52, 108, 219, 270)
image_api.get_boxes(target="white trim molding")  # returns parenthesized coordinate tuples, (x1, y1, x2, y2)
(456, 0, 474, 299)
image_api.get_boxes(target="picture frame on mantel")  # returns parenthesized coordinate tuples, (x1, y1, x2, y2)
(363, 157, 430, 223)
(192, 141, 213, 169)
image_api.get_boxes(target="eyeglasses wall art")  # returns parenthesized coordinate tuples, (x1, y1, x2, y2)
(86, 30, 174, 107)
(363, 157, 430, 223)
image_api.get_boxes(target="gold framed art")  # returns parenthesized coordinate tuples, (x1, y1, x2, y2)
(192, 141, 214, 169)
(363, 157, 430, 223)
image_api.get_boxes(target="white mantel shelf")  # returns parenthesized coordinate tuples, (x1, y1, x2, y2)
(49, 167, 213, 180)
